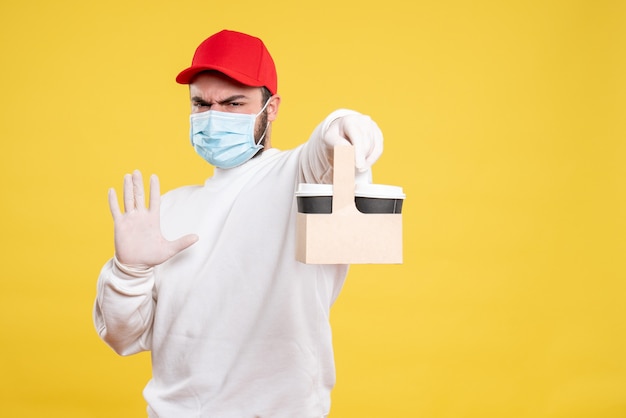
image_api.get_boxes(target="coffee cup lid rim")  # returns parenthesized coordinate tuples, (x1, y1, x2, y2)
(296, 183, 405, 199)
(295, 183, 333, 197)
(355, 183, 405, 199)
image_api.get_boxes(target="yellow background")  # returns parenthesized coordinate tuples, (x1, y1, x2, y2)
(1, 0, 625, 417)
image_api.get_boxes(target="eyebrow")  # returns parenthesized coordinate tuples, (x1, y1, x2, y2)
(191, 94, 249, 106)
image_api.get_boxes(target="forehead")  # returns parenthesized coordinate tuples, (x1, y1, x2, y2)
(189, 71, 262, 100)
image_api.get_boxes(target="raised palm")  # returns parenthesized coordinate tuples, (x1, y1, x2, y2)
(108, 170, 198, 269)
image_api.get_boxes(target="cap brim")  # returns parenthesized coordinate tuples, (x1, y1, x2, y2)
(176, 65, 266, 89)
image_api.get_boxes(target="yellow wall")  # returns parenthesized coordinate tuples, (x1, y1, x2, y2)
(1, 1, 625, 417)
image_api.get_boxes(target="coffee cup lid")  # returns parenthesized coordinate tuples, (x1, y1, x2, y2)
(355, 183, 406, 199)
(295, 183, 333, 197)
(296, 183, 405, 199)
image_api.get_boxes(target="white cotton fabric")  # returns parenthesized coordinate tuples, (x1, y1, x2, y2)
(94, 110, 362, 418)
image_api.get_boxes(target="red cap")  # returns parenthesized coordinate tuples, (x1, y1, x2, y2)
(176, 30, 277, 94)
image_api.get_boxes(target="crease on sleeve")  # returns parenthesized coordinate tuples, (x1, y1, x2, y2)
(94, 259, 156, 355)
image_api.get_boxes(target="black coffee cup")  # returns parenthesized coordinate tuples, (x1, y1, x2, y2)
(355, 183, 405, 214)
(296, 184, 333, 213)
(296, 183, 405, 214)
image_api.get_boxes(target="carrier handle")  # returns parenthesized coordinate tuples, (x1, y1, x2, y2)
(331, 145, 359, 215)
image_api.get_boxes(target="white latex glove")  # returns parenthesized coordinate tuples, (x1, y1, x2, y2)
(323, 113, 384, 172)
(108, 170, 198, 270)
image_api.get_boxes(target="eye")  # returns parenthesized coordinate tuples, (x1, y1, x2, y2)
(193, 102, 210, 110)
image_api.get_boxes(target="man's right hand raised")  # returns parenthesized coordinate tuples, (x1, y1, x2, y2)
(108, 170, 199, 270)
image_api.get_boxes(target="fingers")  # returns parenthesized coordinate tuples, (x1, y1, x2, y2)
(120, 170, 149, 214)
(360, 125, 383, 171)
(337, 115, 383, 171)
(169, 234, 200, 256)
(351, 129, 369, 171)
(123, 173, 134, 213)
(132, 170, 146, 210)
(149, 174, 160, 211)
(366, 130, 384, 167)
(323, 119, 351, 147)
(108, 188, 121, 220)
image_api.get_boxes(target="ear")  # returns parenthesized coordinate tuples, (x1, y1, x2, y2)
(267, 95, 281, 122)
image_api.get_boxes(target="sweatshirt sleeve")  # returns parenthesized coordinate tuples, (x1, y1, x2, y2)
(93, 258, 155, 356)
(298, 108, 366, 184)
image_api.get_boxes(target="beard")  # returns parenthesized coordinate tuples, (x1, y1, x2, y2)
(252, 109, 269, 158)
(254, 109, 269, 144)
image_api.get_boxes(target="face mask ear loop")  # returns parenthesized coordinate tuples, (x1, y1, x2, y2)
(256, 97, 272, 117)
(254, 97, 273, 147)
(255, 122, 270, 147)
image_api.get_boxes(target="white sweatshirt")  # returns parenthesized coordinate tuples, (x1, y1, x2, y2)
(94, 110, 362, 417)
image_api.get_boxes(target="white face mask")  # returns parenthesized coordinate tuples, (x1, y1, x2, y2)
(189, 99, 271, 169)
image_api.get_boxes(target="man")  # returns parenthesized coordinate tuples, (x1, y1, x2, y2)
(94, 29, 383, 417)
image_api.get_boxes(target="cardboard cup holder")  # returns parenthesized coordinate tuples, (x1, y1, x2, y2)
(296, 183, 405, 214)
(296, 145, 404, 264)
